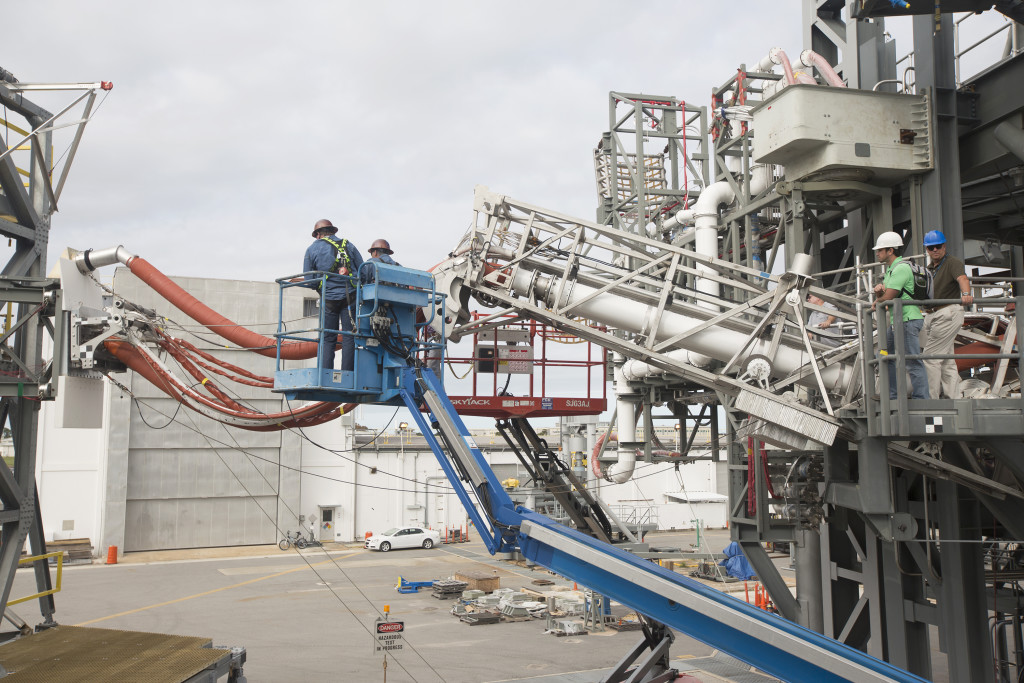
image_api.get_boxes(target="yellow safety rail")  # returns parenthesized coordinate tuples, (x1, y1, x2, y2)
(9, 551, 63, 606)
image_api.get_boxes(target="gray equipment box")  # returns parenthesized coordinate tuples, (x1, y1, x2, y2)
(752, 85, 932, 184)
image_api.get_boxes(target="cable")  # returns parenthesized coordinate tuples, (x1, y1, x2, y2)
(104, 380, 456, 495)
(132, 390, 185, 430)
(174, 404, 437, 682)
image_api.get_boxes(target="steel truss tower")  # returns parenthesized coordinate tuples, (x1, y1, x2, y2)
(0, 70, 107, 636)
(587, 3, 1024, 680)
(706, 3, 1024, 680)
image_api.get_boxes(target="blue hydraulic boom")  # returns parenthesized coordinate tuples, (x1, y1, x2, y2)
(273, 263, 926, 683)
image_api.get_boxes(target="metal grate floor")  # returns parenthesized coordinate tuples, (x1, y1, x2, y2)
(676, 651, 779, 682)
(0, 625, 231, 682)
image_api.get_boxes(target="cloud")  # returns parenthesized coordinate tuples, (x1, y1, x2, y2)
(5, 1, 804, 283)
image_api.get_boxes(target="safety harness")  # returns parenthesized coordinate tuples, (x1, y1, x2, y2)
(317, 235, 352, 291)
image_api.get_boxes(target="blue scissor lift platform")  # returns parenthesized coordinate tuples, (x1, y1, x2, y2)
(272, 262, 444, 404)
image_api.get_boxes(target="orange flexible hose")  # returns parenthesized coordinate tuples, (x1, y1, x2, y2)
(128, 257, 320, 360)
(105, 340, 356, 431)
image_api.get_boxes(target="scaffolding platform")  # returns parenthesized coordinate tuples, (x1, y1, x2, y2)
(0, 625, 243, 682)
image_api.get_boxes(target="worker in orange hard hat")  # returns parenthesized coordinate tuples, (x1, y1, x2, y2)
(303, 218, 363, 372)
(370, 240, 397, 262)
(361, 239, 402, 283)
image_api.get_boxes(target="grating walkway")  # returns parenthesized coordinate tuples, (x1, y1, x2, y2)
(677, 651, 779, 682)
(0, 625, 233, 682)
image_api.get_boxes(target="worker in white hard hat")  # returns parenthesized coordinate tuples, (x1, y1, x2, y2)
(870, 231, 929, 400)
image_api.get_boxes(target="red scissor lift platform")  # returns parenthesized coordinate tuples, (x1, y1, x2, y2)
(440, 315, 607, 418)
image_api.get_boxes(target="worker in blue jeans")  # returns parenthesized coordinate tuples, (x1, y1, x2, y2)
(303, 219, 363, 372)
(870, 231, 929, 400)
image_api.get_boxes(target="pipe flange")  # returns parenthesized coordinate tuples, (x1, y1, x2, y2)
(738, 354, 773, 389)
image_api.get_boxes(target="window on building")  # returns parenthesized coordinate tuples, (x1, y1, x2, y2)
(303, 298, 320, 318)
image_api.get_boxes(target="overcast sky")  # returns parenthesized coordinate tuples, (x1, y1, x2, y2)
(6, 1, 814, 282)
(8, 4, 1010, 283)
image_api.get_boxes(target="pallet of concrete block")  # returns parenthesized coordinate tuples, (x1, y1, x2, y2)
(607, 613, 643, 632)
(45, 539, 94, 565)
(432, 579, 469, 599)
(548, 618, 588, 637)
(460, 610, 502, 626)
(453, 569, 500, 592)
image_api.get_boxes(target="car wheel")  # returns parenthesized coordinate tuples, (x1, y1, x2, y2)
(380, 541, 391, 552)
(422, 539, 434, 549)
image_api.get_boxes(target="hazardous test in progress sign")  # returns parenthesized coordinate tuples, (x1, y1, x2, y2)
(374, 619, 405, 653)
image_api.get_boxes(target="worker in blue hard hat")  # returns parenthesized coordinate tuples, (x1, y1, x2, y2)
(920, 229, 973, 399)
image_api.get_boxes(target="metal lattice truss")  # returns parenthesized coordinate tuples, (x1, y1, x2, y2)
(595, 93, 708, 237)
(1, 76, 111, 276)
(437, 186, 855, 448)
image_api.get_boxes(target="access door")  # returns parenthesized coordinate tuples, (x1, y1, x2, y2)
(319, 507, 336, 542)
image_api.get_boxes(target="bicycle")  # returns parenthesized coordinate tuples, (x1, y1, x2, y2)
(279, 530, 307, 551)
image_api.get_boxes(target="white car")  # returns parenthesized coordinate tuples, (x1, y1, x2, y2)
(365, 526, 441, 552)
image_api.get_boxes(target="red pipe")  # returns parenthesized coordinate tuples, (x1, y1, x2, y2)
(128, 257, 319, 360)
(956, 340, 1005, 371)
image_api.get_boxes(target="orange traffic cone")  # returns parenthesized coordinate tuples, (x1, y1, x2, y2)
(106, 546, 118, 565)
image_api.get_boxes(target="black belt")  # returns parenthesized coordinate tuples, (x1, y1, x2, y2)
(923, 303, 952, 314)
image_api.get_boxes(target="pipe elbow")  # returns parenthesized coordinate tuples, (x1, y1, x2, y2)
(73, 245, 136, 273)
(693, 181, 736, 217)
(798, 49, 846, 87)
(770, 48, 797, 85)
(605, 448, 636, 484)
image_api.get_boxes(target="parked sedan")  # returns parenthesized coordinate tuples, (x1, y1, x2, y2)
(365, 526, 441, 552)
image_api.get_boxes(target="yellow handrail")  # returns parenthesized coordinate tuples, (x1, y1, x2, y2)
(9, 551, 63, 606)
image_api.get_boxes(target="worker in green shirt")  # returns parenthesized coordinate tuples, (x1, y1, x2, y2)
(870, 231, 929, 400)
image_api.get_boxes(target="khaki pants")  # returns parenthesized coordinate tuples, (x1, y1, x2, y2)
(921, 305, 964, 399)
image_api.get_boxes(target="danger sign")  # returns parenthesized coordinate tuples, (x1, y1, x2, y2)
(374, 618, 405, 653)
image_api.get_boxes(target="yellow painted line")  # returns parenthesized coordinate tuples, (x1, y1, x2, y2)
(76, 554, 354, 626)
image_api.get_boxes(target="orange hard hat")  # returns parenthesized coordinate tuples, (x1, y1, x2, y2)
(369, 239, 393, 255)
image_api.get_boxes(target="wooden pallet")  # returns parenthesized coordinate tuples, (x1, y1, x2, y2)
(46, 538, 94, 563)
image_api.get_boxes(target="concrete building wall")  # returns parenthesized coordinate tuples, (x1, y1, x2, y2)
(38, 268, 315, 555)
(596, 458, 728, 531)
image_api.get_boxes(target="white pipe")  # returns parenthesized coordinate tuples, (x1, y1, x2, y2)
(607, 365, 636, 484)
(692, 181, 736, 306)
(509, 267, 852, 394)
(750, 164, 772, 196)
(798, 50, 846, 88)
(662, 208, 695, 233)
(994, 121, 1024, 163)
(754, 50, 778, 73)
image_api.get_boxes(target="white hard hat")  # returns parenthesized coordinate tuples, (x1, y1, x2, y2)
(872, 231, 903, 250)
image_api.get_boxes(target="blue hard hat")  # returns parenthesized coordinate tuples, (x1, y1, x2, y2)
(923, 230, 946, 246)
